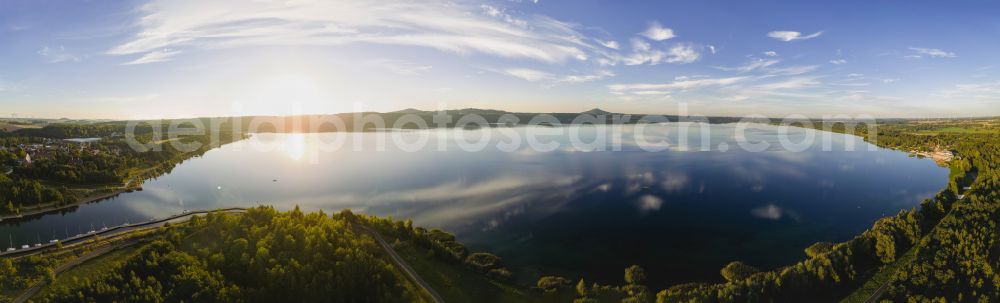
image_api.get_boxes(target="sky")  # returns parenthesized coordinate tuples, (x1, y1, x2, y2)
(1, 0, 999, 119)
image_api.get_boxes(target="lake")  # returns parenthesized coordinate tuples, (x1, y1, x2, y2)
(1, 123, 947, 287)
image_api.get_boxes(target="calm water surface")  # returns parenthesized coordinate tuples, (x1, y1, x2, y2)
(1, 124, 947, 287)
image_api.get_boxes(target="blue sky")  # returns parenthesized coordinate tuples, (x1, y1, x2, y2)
(1, 0, 999, 119)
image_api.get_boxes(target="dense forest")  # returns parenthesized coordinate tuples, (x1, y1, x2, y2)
(17, 206, 514, 302)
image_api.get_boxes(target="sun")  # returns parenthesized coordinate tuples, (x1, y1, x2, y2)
(249, 73, 327, 116)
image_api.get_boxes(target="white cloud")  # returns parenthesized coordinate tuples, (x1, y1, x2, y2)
(640, 21, 675, 41)
(622, 40, 700, 65)
(631, 38, 651, 52)
(833, 82, 871, 87)
(608, 76, 749, 92)
(560, 70, 615, 83)
(724, 95, 750, 102)
(621, 39, 659, 65)
(124, 49, 181, 65)
(503, 68, 613, 83)
(597, 39, 620, 50)
(596, 58, 617, 66)
(938, 81, 1000, 101)
(665, 44, 700, 63)
(480, 4, 529, 28)
(718, 58, 779, 73)
(909, 47, 956, 58)
(755, 77, 820, 90)
(708, 45, 717, 54)
(632, 90, 670, 95)
(767, 30, 823, 42)
(37, 46, 80, 63)
(109, 0, 601, 64)
(765, 65, 819, 76)
(763, 51, 778, 57)
(503, 68, 554, 82)
(829, 59, 848, 65)
(674, 75, 708, 81)
(365, 59, 432, 76)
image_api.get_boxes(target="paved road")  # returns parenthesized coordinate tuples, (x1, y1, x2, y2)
(357, 225, 445, 303)
(7, 208, 248, 301)
(12, 240, 138, 303)
(2, 208, 246, 258)
(862, 282, 889, 303)
(6, 209, 442, 302)
(862, 189, 973, 303)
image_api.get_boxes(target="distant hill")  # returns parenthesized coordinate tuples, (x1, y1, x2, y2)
(389, 108, 428, 114)
(582, 108, 613, 115)
(6, 108, 759, 136)
(451, 108, 509, 115)
(390, 108, 509, 115)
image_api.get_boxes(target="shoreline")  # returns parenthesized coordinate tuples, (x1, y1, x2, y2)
(0, 188, 131, 222)
(1, 137, 246, 223)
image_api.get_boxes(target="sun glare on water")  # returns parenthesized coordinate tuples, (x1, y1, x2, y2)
(284, 133, 306, 161)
